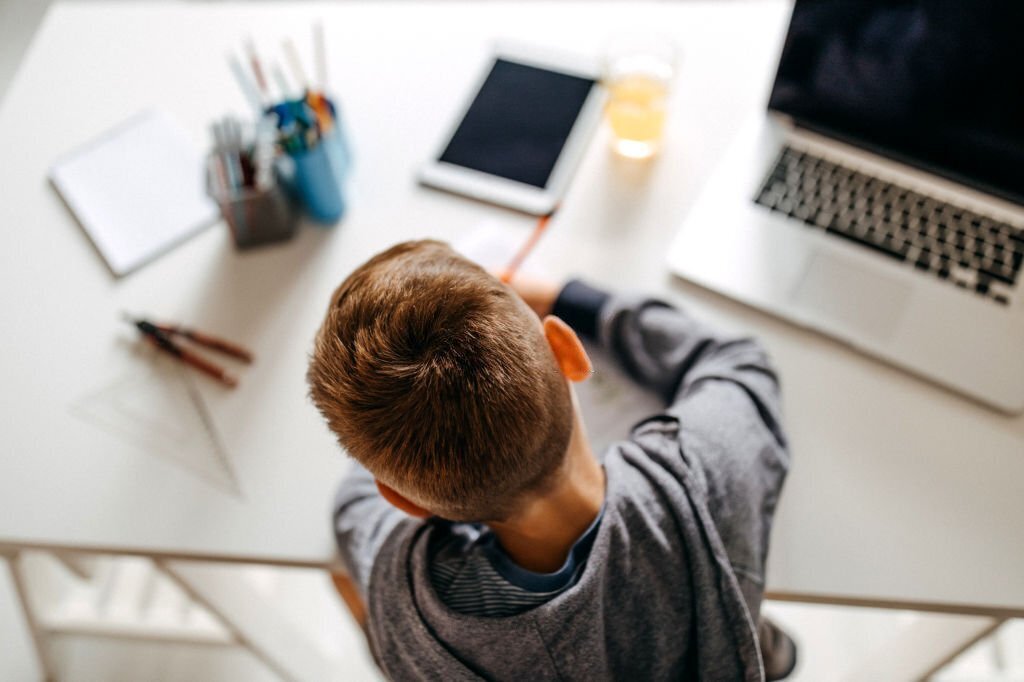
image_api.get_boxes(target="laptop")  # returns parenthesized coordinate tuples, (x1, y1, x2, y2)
(667, 1, 1024, 413)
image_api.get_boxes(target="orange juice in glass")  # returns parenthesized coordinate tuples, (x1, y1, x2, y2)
(604, 36, 676, 159)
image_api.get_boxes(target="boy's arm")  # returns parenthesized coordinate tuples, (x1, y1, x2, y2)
(545, 278, 790, 617)
(550, 279, 785, 448)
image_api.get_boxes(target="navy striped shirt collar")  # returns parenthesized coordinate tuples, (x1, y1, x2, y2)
(481, 503, 606, 593)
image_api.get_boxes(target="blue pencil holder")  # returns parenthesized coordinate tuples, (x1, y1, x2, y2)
(290, 127, 350, 225)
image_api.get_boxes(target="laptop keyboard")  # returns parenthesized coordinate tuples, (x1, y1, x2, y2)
(754, 146, 1023, 306)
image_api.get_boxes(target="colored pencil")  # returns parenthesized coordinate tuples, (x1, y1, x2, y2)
(314, 22, 328, 90)
(501, 211, 555, 283)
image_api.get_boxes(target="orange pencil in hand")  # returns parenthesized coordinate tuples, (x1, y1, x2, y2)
(501, 211, 555, 284)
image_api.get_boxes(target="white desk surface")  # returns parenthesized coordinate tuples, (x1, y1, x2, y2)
(1, 1, 1022, 617)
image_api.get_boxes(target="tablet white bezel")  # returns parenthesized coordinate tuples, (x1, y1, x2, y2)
(418, 42, 606, 215)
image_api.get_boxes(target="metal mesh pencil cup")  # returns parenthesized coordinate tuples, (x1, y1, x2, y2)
(206, 156, 300, 249)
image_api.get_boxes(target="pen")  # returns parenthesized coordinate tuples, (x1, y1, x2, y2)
(501, 211, 555, 284)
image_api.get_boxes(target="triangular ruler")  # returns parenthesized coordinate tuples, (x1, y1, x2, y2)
(70, 353, 241, 497)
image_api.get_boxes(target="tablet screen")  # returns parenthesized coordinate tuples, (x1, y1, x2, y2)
(438, 59, 597, 189)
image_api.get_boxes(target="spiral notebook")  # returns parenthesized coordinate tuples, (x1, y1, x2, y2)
(49, 110, 218, 277)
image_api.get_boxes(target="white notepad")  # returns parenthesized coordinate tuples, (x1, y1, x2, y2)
(49, 110, 218, 277)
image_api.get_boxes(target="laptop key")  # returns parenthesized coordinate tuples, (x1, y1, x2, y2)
(980, 266, 1017, 285)
(825, 227, 908, 262)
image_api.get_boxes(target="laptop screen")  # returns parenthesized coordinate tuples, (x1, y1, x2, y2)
(768, 1, 1024, 206)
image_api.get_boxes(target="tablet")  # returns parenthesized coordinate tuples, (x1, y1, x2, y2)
(418, 45, 605, 215)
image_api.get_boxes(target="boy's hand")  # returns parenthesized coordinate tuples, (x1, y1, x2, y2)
(503, 274, 561, 318)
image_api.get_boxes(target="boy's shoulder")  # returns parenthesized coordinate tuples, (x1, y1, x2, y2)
(362, 441, 761, 681)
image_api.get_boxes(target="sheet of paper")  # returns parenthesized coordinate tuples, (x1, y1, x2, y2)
(453, 220, 537, 274)
(49, 110, 218, 277)
(456, 222, 663, 456)
(576, 342, 664, 457)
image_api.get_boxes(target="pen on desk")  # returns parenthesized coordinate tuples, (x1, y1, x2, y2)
(501, 210, 556, 284)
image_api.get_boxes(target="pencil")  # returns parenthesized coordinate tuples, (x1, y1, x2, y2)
(500, 211, 555, 284)
(228, 53, 264, 114)
(313, 21, 327, 91)
(282, 39, 309, 90)
(244, 38, 270, 99)
(272, 62, 293, 99)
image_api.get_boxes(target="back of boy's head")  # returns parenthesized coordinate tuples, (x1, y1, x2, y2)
(308, 240, 573, 521)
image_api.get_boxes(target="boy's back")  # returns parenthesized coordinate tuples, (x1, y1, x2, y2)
(311, 244, 790, 681)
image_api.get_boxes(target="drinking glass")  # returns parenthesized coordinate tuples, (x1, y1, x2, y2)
(604, 35, 677, 159)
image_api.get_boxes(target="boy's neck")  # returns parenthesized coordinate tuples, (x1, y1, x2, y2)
(487, 413, 604, 574)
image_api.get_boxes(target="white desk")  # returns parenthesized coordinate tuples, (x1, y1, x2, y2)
(2, 1, 1023, 678)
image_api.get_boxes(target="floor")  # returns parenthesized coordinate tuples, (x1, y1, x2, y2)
(5, 550, 1024, 682)
(1, 1, 1022, 680)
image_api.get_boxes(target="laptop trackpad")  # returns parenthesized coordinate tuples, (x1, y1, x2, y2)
(790, 251, 911, 341)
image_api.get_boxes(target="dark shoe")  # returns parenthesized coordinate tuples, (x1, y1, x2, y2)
(759, 617, 798, 681)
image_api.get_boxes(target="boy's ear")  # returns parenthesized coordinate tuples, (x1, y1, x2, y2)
(376, 480, 432, 519)
(543, 316, 592, 382)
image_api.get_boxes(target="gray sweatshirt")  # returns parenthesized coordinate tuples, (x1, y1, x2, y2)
(333, 281, 789, 681)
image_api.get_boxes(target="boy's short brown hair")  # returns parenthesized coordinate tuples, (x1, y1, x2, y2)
(307, 240, 573, 521)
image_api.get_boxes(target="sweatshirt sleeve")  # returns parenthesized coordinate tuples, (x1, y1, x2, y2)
(332, 461, 409, 599)
(554, 280, 789, 616)
(554, 279, 785, 449)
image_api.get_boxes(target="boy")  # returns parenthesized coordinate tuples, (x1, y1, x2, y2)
(308, 240, 794, 680)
